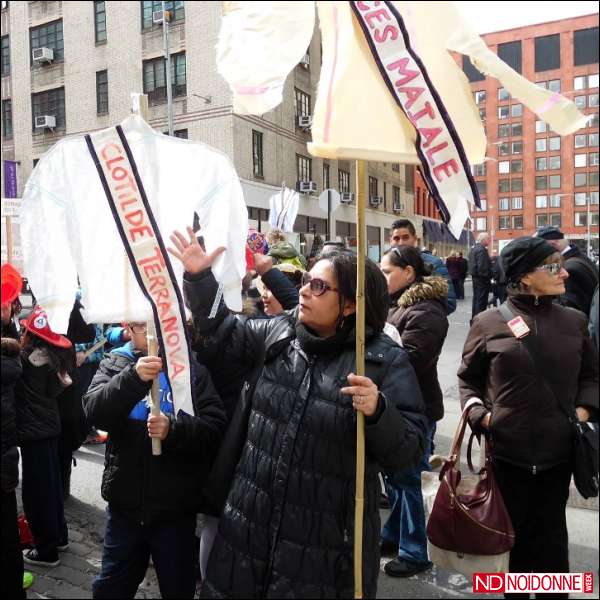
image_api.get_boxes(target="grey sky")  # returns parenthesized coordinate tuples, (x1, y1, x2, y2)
(454, 1, 598, 34)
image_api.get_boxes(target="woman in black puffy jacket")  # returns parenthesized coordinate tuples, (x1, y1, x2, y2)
(168, 229, 427, 598)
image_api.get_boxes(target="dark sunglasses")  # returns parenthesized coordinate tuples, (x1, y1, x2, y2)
(301, 272, 339, 297)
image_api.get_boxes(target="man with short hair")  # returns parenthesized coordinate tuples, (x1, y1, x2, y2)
(468, 232, 492, 319)
(389, 219, 456, 314)
(535, 226, 599, 316)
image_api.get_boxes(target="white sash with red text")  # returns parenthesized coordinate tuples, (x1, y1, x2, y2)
(350, 0, 481, 238)
(85, 126, 195, 417)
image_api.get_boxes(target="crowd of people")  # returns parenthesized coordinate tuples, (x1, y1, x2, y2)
(1, 217, 598, 599)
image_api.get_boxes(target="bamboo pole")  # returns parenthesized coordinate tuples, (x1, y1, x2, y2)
(146, 320, 162, 456)
(354, 159, 366, 599)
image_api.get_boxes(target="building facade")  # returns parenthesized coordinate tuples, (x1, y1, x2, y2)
(460, 14, 599, 256)
(1, 0, 422, 265)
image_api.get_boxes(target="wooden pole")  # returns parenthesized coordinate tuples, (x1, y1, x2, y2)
(146, 321, 162, 456)
(353, 159, 366, 599)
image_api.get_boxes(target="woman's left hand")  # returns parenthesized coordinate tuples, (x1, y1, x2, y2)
(341, 373, 379, 417)
(576, 407, 590, 422)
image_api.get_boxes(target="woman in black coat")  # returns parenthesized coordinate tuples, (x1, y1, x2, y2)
(168, 229, 427, 599)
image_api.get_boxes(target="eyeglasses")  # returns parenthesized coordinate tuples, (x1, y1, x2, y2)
(301, 272, 339, 297)
(535, 263, 563, 276)
(129, 323, 148, 334)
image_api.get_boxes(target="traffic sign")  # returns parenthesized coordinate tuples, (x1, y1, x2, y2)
(318, 189, 341, 214)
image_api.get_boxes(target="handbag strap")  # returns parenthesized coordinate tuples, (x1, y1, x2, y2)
(498, 302, 576, 425)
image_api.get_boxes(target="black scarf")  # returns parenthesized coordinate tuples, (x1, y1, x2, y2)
(295, 313, 358, 356)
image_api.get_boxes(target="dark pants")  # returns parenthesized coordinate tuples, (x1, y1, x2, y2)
(1, 490, 26, 599)
(493, 459, 571, 599)
(472, 277, 491, 319)
(451, 278, 464, 300)
(93, 506, 197, 599)
(20, 437, 68, 557)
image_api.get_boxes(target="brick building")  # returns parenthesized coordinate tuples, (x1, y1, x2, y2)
(460, 14, 599, 256)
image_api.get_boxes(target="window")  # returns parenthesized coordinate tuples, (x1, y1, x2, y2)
(30, 20, 64, 63)
(575, 192, 588, 206)
(498, 179, 510, 193)
(575, 95, 587, 109)
(96, 70, 108, 114)
(476, 217, 487, 231)
(548, 137, 560, 151)
(536, 214, 549, 228)
(536, 138, 547, 152)
(511, 160, 523, 173)
(512, 196, 523, 210)
(535, 34, 560, 72)
(323, 163, 330, 189)
(535, 120, 547, 134)
(498, 161, 509, 174)
(473, 163, 486, 176)
(296, 154, 311, 183)
(463, 55, 485, 82)
(589, 113, 599, 128)
(511, 104, 522, 118)
(1, 36, 9, 76)
(511, 123, 522, 137)
(590, 133, 599, 146)
(591, 171, 599, 186)
(499, 216, 510, 230)
(31, 87, 65, 130)
(512, 141, 522, 154)
(392, 163, 400, 172)
(173, 129, 187, 139)
(591, 191, 599, 205)
(536, 195, 548, 208)
(368, 176, 378, 198)
(498, 40, 522, 73)
(498, 124, 510, 137)
(476, 180, 487, 195)
(536, 81, 548, 89)
(393, 186, 401, 209)
(474, 90, 486, 104)
(498, 87, 510, 101)
(548, 79, 561, 93)
(252, 130, 263, 178)
(294, 88, 311, 117)
(1, 99, 11, 138)
(574, 27, 599, 66)
(575, 134, 587, 148)
(512, 215, 524, 229)
(575, 154, 587, 168)
(549, 194, 561, 208)
(511, 178, 523, 192)
(498, 106, 509, 119)
(536, 175, 547, 190)
(574, 76, 587, 90)
(590, 74, 599, 88)
(536, 157, 547, 171)
(143, 52, 186, 105)
(548, 156, 560, 170)
(142, 1, 184, 30)
(338, 170, 350, 193)
(549, 214, 560, 228)
(549, 175, 560, 189)
(590, 94, 599, 108)
(590, 152, 599, 166)
(499, 197, 510, 211)
(478, 199, 487, 211)
(575, 212, 588, 227)
(94, 1, 106, 43)
(497, 142, 509, 156)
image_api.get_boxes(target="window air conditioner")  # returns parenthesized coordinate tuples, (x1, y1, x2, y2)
(393, 202, 405, 213)
(300, 54, 310, 69)
(296, 115, 313, 130)
(340, 193, 354, 204)
(369, 196, 383, 207)
(152, 10, 166, 24)
(32, 47, 54, 63)
(298, 181, 317, 194)
(35, 115, 56, 129)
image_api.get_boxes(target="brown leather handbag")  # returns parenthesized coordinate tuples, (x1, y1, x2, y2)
(426, 399, 515, 575)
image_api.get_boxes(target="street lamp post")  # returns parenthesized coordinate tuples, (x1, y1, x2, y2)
(586, 194, 592, 259)
(161, 1, 174, 136)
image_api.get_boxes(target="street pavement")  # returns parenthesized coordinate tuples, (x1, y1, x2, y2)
(20, 282, 599, 599)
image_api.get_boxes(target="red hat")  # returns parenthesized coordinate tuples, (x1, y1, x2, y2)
(21, 306, 72, 349)
(1, 263, 23, 306)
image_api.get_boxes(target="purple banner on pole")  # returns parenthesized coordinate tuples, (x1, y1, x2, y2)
(3, 160, 18, 198)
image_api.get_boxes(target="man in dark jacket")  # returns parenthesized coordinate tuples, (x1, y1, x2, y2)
(535, 226, 599, 316)
(468, 232, 492, 319)
(389, 219, 457, 314)
(83, 322, 226, 599)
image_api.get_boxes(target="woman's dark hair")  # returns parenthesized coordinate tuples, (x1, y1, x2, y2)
(317, 251, 388, 332)
(383, 246, 432, 281)
(21, 332, 75, 374)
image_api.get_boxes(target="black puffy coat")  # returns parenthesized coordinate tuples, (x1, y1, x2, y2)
(83, 348, 227, 523)
(560, 245, 599, 316)
(387, 277, 449, 423)
(468, 242, 492, 280)
(185, 275, 427, 599)
(1, 337, 22, 492)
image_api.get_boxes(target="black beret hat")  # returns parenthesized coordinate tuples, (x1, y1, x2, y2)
(535, 226, 564, 240)
(501, 237, 557, 283)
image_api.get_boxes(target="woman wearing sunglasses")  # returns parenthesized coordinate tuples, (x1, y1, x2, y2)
(168, 227, 427, 599)
(458, 236, 598, 583)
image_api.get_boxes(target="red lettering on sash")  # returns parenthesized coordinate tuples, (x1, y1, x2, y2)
(420, 127, 442, 148)
(163, 316, 178, 334)
(100, 143, 121, 162)
(397, 86, 424, 111)
(408, 102, 436, 125)
(170, 361, 185, 379)
(365, 8, 390, 29)
(139, 247, 166, 268)
(387, 58, 419, 87)
(111, 166, 129, 181)
(356, 1, 380, 11)
(125, 209, 144, 227)
(143, 261, 162, 278)
(374, 25, 398, 43)
(106, 155, 125, 172)
(425, 142, 448, 166)
(149, 275, 166, 293)
(158, 299, 171, 318)
(433, 159, 459, 182)
(130, 225, 154, 242)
